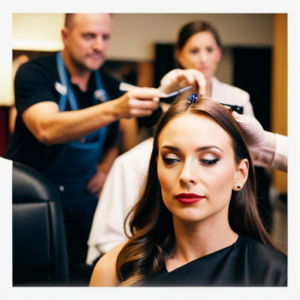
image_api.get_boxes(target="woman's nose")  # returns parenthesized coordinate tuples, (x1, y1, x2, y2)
(199, 51, 208, 63)
(179, 161, 199, 186)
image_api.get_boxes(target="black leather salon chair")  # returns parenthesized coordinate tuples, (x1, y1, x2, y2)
(13, 162, 69, 286)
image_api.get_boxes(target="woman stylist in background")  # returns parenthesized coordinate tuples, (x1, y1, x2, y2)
(171, 21, 254, 116)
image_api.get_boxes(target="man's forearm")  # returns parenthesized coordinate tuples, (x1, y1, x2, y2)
(38, 100, 120, 145)
(22, 87, 161, 146)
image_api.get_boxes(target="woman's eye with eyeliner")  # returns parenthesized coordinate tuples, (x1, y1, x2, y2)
(200, 158, 219, 165)
(163, 158, 180, 165)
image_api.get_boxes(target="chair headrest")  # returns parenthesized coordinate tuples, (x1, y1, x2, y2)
(13, 162, 60, 204)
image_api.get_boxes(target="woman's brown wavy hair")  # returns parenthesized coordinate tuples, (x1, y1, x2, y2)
(116, 97, 280, 286)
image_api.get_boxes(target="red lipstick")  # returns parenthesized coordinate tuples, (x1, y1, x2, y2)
(175, 193, 205, 204)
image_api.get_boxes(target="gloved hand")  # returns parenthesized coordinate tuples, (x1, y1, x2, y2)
(231, 111, 265, 159)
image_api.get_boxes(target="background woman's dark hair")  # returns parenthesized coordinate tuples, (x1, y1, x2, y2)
(176, 21, 222, 50)
(116, 97, 280, 286)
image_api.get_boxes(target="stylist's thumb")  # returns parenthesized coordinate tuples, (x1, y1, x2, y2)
(231, 111, 263, 134)
(231, 111, 244, 122)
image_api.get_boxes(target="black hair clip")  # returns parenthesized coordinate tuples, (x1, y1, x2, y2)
(188, 93, 198, 104)
(219, 103, 244, 114)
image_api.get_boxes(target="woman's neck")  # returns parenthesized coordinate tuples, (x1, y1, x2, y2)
(166, 207, 238, 272)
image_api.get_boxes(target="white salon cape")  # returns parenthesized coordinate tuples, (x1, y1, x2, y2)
(87, 138, 153, 264)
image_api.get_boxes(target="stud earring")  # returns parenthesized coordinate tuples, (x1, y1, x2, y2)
(237, 185, 241, 189)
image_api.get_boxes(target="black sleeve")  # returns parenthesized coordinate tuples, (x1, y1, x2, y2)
(14, 58, 58, 115)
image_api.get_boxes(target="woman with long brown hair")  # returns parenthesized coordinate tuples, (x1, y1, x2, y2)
(89, 95, 286, 287)
(87, 20, 260, 266)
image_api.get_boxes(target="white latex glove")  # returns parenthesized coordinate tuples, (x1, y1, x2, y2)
(232, 111, 287, 172)
(231, 111, 265, 160)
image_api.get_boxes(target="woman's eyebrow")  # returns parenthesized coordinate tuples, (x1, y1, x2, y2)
(160, 145, 223, 152)
(160, 145, 179, 151)
(196, 145, 223, 153)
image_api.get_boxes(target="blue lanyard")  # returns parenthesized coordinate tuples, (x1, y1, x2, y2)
(56, 52, 110, 111)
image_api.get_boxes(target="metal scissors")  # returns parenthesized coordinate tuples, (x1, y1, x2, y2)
(160, 86, 192, 98)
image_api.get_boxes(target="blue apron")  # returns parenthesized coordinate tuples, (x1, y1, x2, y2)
(43, 52, 110, 227)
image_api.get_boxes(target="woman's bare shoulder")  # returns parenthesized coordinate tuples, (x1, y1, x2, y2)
(89, 243, 125, 287)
